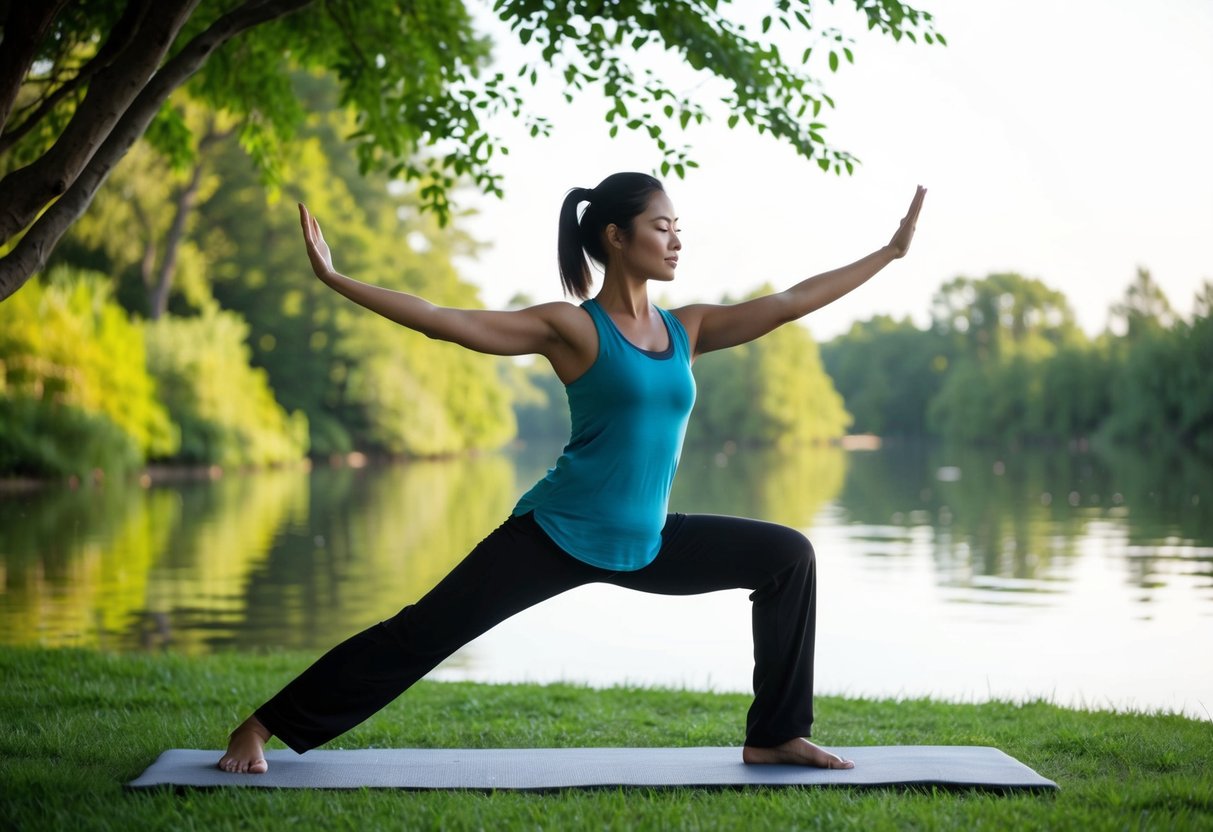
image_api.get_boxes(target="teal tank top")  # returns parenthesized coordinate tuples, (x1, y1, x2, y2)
(513, 299, 696, 570)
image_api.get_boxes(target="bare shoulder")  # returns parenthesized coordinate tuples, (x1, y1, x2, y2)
(528, 299, 586, 321)
(529, 300, 594, 344)
(526, 299, 597, 382)
(669, 303, 714, 350)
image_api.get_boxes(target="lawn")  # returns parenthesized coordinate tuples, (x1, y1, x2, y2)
(1, 647, 1209, 830)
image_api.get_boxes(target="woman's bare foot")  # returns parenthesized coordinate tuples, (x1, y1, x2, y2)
(742, 737, 855, 769)
(217, 716, 271, 774)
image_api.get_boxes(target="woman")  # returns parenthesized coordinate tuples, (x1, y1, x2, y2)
(219, 172, 926, 774)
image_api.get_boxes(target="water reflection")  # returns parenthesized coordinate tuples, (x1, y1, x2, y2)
(834, 442, 1213, 609)
(1, 441, 1210, 716)
(235, 456, 515, 652)
(0, 456, 515, 653)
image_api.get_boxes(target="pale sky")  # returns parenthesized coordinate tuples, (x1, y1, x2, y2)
(455, 0, 1213, 341)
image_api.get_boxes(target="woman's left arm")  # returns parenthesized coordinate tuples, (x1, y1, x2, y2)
(677, 185, 926, 357)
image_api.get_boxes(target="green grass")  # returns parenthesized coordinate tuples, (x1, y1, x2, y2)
(1, 647, 1210, 831)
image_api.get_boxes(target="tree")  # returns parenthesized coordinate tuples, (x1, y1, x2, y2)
(689, 287, 851, 447)
(1103, 279, 1213, 454)
(1108, 267, 1175, 341)
(0, 0, 942, 301)
(930, 272, 1081, 363)
(820, 314, 951, 436)
(47, 100, 232, 319)
(186, 72, 514, 456)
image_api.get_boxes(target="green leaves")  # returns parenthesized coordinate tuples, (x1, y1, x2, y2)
(480, 0, 939, 192)
(8, 0, 944, 246)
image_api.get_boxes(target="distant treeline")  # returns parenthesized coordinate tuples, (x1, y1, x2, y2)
(821, 269, 1213, 453)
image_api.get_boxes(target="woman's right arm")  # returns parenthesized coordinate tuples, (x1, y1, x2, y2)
(299, 203, 573, 358)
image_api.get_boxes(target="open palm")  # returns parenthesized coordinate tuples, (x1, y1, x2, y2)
(888, 186, 927, 258)
(298, 203, 335, 278)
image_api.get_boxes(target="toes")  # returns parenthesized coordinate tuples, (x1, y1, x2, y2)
(826, 754, 853, 770)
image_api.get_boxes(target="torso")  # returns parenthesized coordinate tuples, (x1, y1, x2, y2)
(513, 299, 697, 571)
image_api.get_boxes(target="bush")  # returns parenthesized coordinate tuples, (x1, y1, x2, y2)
(0, 397, 142, 478)
(689, 301, 849, 447)
(0, 268, 176, 476)
(143, 309, 308, 467)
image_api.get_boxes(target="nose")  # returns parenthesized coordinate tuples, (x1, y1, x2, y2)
(670, 230, 681, 251)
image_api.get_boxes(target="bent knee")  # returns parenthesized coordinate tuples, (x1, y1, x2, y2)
(772, 525, 815, 572)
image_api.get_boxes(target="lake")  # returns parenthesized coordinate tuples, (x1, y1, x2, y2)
(2, 440, 1210, 720)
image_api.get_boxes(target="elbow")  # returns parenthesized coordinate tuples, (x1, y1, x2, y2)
(413, 302, 451, 341)
(776, 291, 806, 324)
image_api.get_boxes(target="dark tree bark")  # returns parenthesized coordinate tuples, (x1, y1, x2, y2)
(0, 0, 154, 154)
(0, 0, 315, 302)
(0, 0, 72, 134)
(0, 0, 200, 243)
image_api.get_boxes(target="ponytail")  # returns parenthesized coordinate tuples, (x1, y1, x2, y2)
(557, 188, 594, 299)
(555, 173, 665, 300)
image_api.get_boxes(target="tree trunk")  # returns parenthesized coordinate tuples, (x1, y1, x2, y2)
(0, 0, 201, 245)
(0, 0, 154, 155)
(149, 157, 206, 320)
(0, 0, 315, 303)
(131, 199, 158, 296)
(0, 0, 72, 134)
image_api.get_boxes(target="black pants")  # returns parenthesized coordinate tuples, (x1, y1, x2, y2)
(255, 511, 818, 752)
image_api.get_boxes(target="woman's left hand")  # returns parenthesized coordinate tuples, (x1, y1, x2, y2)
(887, 185, 927, 259)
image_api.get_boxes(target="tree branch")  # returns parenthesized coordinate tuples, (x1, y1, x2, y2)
(0, 0, 71, 134)
(0, 0, 199, 246)
(0, 0, 316, 302)
(0, 0, 155, 155)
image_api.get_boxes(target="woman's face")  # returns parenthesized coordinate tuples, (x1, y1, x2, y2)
(612, 191, 681, 282)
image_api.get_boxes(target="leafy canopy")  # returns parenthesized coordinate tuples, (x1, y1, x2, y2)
(0, 0, 941, 300)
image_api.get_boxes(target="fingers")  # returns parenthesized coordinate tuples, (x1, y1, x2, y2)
(904, 185, 926, 220)
(886, 186, 926, 258)
(298, 202, 326, 249)
(299, 202, 314, 245)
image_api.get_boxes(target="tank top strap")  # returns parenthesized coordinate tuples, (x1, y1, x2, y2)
(580, 298, 619, 355)
(656, 306, 691, 360)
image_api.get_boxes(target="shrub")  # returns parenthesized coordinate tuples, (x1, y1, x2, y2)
(0, 268, 176, 476)
(143, 309, 308, 466)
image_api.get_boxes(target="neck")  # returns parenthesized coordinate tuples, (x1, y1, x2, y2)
(594, 272, 651, 319)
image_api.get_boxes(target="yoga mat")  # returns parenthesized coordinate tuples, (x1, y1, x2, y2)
(128, 746, 1058, 792)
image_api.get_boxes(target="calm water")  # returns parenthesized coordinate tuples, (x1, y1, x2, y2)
(2, 441, 1210, 719)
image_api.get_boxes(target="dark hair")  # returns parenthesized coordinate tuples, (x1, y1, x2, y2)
(557, 172, 665, 299)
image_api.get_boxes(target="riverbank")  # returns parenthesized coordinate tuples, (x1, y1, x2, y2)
(1, 648, 1209, 830)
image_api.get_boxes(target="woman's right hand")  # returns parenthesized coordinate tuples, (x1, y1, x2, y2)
(299, 203, 335, 279)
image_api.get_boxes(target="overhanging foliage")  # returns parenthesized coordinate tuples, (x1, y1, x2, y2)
(0, 0, 941, 301)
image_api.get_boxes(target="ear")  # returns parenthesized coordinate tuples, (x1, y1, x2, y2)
(605, 223, 625, 250)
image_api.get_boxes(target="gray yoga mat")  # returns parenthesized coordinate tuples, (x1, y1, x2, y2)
(127, 746, 1058, 792)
